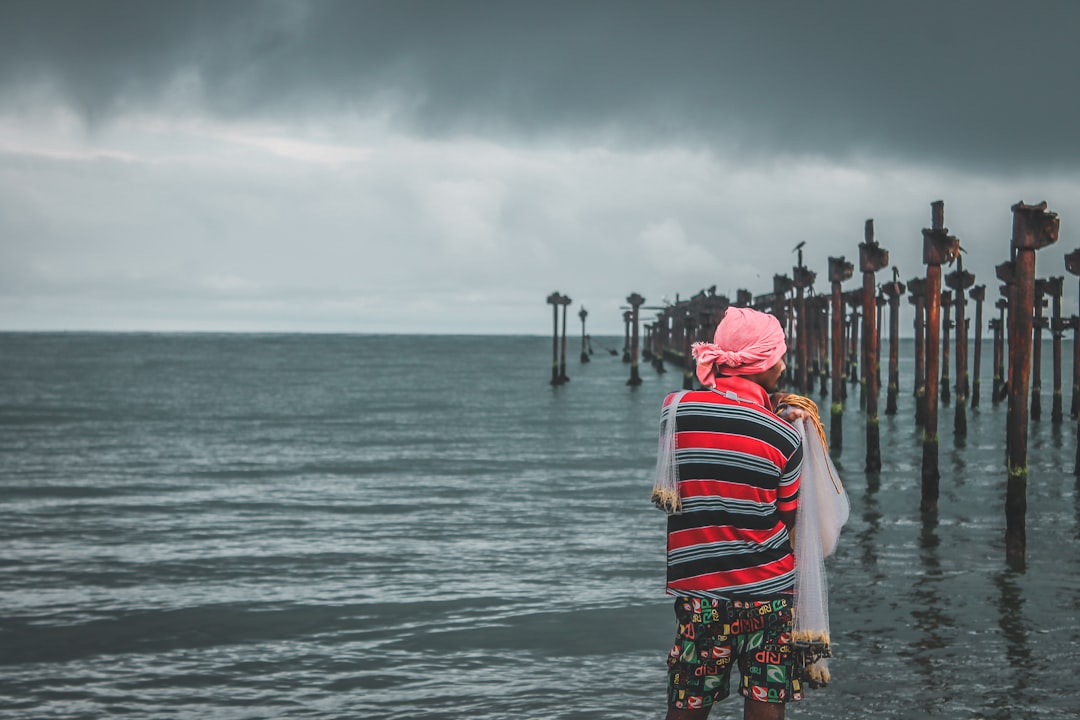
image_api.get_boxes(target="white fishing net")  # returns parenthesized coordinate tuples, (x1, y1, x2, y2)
(651, 390, 688, 515)
(786, 410, 850, 688)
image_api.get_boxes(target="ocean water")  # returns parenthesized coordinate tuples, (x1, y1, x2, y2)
(1, 333, 1078, 720)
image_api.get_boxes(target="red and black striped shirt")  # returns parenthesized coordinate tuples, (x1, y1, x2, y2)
(663, 377, 802, 600)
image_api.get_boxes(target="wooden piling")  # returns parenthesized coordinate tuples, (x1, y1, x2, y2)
(559, 295, 571, 383)
(882, 270, 906, 416)
(814, 296, 830, 397)
(993, 294, 1008, 402)
(946, 261, 975, 437)
(908, 277, 928, 425)
(547, 292, 562, 385)
(1004, 201, 1059, 569)
(860, 220, 889, 472)
(1047, 277, 1064, 423)
(793, 247, 816, 394)
(1067, 250, 1080, 421)
(921, 200, 962, 514)
(622, 311, 632, 363)
(626, 293, 645, 386)
(1031, 279, 1048, 421)
(828, 256, 854, 449)
(970, 285, 986, 409)
(579, 307, 591, 364)
(940, 290, 953, 406)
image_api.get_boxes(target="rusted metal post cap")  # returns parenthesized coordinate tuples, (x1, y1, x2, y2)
(773, 274, 794, 295)
(859, 243, 890, 273)
(828, 256, 854, 283)
(1065, 249, 1080, 276)
(946, 269, 976, 291)
(793, 266, 816, 288)
(1011, 201, 1060, 250)
(922, 228, 961, 266)
(996, 261, 1017, 284)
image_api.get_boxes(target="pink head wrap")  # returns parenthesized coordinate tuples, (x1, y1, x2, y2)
(691, 307, 787, 387)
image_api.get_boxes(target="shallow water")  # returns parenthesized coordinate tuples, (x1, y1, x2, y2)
(1, 333, 1078, 719)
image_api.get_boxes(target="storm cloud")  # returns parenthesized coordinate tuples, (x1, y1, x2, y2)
(2, 1, 1079, 333)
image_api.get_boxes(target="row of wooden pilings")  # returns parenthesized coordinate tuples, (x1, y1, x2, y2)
(548, 200, 1072, 569)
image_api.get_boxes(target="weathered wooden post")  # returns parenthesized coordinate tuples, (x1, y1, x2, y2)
(860, 221, 889, 472)
(1066, 249, 1080, 421)
(626, 293, 645, 387)
(1072, 315, 1080, 422)
(773, 274, 793, 327)
(793, 244, 815, 394)
(996, 269, 1017, 466)
(1047, 277, 1064, 423)
(1031, 278, 1048, 421)
(970, 285, 986, 409)
(908, 277, 928, 425)
(993, 293, 1009, 403)
(876, 292, 886, 389)
(558, 294, 571, 383)
(1004, 201, 1059, 569)
(848, 292, 860, 388)
(829, 256, 854, 449)
(921, 200, 962, 513)
(882, 269, 906, 416)
(622, 311, 632, 363)
(946, 259, 975, 436)
(681, 303, 696, 390)
(579, 306, 590, 364)
(547, 292, 562, 385)
(940, 290, 953, 406)
(814, 296, 830, 397)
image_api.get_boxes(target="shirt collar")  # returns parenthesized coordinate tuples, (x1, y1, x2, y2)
(713, 375, 773, 412)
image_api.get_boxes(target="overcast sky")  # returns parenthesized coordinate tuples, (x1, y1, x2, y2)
(3, 0, 1080, 335)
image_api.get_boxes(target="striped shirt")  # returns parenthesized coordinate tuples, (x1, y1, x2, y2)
(664, 377, 802, 600)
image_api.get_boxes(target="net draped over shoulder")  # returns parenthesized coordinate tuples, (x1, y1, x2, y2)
(780, 396, 849, 688)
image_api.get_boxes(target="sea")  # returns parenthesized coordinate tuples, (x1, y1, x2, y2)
(1, 333, 1078, 720)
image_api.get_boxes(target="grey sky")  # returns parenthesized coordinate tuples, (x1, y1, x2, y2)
(2, 0, 1079, 334)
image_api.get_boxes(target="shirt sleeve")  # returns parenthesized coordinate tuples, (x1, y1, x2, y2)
(777, 439, 802, 513)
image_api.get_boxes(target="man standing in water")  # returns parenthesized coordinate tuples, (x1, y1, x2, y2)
(657, 307, 803, 720)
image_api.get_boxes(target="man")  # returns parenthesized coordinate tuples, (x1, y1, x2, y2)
(658, 307, 803, 720)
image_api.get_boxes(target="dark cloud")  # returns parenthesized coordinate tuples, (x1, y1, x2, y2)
(2, 1, 1079, 171)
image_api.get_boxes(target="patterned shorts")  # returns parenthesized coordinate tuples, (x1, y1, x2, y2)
(666, 596, 803, 710)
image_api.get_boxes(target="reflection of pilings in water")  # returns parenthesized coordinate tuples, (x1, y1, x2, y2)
(860, 220, 888, 472)
(1004, 201, 1060, 570)
(900, 510, 951, 717)
(970, 285, 986, 409)
(829, 256, 854, 451)
(993, 571, 1035, 708)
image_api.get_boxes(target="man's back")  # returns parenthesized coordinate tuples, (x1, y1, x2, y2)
(664, 378, 802, 600)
